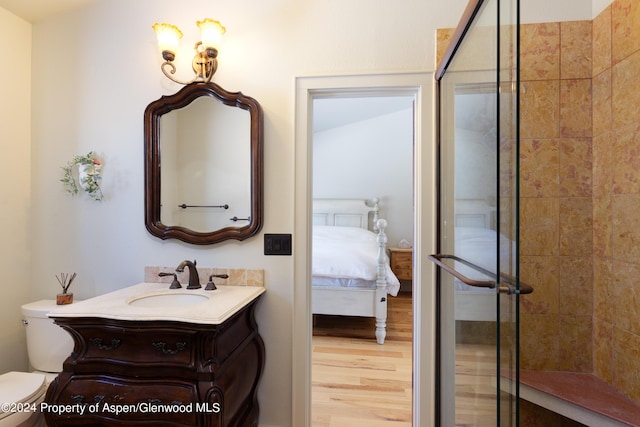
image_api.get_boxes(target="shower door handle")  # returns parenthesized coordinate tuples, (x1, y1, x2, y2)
(497, 271, 534, 295)
(428, 254, 496, 289)
(428, 254, 533, 295)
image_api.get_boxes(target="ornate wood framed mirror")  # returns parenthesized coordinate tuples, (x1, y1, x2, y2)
(144, 82, 263, 245)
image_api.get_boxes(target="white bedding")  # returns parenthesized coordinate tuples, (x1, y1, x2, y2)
(453, 226, 514, 292)
(312, 225, 400, 296)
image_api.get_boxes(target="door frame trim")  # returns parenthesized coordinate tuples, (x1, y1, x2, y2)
(293, 72, 437, 426)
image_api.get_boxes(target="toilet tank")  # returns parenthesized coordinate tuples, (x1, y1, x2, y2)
(21, 300, 74, 373)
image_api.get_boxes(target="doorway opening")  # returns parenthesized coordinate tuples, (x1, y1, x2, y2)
(293, 73, 436, 426)
(311, 93, 414, 425)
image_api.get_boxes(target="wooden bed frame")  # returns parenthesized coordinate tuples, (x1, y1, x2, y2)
(312, 198, 392, 344)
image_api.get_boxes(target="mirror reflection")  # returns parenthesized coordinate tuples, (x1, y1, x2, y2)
(160, 97, 251, 232)
(144, 82, 263, 245)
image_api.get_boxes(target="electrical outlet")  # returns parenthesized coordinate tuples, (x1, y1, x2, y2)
(264, 234, 292, 255)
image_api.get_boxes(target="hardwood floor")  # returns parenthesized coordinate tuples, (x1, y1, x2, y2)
(453, 343, 497, 427)
(312, 292, 497, 427)
(312, 292, 413, 427)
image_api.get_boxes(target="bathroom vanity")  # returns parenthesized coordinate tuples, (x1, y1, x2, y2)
(44, 283, 265, 427)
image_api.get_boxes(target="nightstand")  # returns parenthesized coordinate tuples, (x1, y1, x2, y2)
(389, 247, 413, 281)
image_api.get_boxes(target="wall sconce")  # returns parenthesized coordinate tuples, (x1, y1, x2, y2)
(152, 18, 226, 85)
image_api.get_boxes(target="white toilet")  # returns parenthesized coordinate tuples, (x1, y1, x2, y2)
(0, 300, 74, 427)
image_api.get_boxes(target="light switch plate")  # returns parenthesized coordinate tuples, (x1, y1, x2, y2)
(264, 234, 292, 255)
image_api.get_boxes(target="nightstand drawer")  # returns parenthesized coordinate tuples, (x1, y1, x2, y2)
(389, 248, 413, 281)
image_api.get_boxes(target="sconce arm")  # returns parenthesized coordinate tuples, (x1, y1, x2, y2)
(160, 61, 202, 86)
(159, 42, 217, 86)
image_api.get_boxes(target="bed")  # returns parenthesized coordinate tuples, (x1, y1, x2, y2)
(451, 200, 530, 323)
(312, 198, 401, 344)
(450, 200, 505, 322)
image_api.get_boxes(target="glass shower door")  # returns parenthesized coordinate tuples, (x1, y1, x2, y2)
(431, 0, 528, 425)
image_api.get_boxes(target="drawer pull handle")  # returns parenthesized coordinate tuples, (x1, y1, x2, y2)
(152, 341, 187, 354)
(71, 395, 104, 405)
(146, 398, 185, 406)
(90, 338, 121, 351)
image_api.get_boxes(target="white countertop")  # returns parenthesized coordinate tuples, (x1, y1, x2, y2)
(48, 282, 265, 324)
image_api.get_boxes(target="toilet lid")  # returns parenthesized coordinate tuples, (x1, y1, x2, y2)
(21, 299, 58, 319)
(0, 372, 46, 419)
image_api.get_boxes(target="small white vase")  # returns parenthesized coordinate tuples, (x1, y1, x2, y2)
(77, 163, 103, 200)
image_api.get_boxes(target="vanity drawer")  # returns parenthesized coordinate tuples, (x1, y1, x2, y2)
(49, 375, 211, 425)
(73, 325, 197, 368)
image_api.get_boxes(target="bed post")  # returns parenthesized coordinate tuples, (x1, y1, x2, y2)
(371, 198, 380, 232)
(375, 218, 388, 344)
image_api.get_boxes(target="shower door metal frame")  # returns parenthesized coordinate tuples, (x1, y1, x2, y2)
(433, 0, 527, 425)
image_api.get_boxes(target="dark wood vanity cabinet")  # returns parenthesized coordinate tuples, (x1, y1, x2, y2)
(44, 297, 264, 427)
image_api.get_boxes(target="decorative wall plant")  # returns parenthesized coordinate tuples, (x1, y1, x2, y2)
(61, 152, 103, 201)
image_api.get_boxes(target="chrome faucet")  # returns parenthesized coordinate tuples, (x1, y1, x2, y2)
(176, 259, 201, 289)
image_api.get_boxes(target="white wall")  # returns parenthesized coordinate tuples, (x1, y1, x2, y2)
(0, 7, 31, 373)
(521, 0, 614, 23)
(521, 0, 591, 23)
(593, 0, 615, 17)
(313, 108, 414, 246)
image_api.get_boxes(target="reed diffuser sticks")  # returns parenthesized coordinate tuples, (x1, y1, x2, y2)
(56, 272, 77, 305)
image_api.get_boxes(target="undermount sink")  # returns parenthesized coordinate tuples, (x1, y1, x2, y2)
(127, 292, 209, 308)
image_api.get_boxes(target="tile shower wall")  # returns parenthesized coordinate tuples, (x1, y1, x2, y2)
(519, 19, 594, 374)
(592, 0, 640, 404)
(521, 0, 640, 404)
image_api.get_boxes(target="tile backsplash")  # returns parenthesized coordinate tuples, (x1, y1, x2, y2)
(144, 266, 264, 287)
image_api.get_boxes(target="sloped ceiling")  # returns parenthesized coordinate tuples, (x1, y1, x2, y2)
(313, 96, 414, 133)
